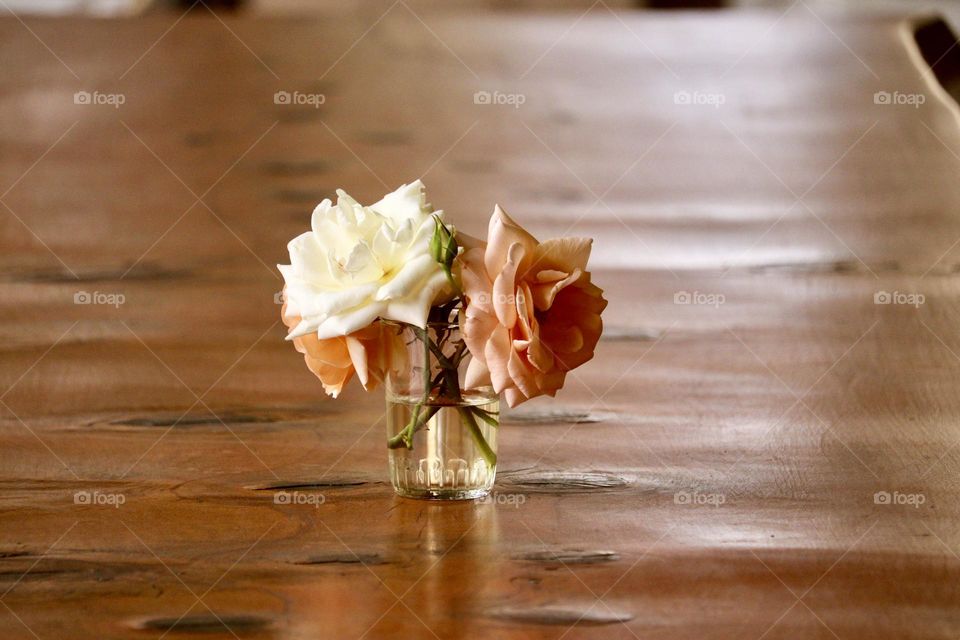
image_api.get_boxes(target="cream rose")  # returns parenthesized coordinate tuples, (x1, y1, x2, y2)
(279, 181, 452, 340)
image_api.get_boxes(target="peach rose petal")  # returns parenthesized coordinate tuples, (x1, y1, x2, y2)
(492, 242, 524, 329)
(527, 334, 555, 373)
(529, 268, 582, 311)
(465, 356, 492, 389)
(460, 248, 495, 314)
(463, 303, 500, 363)
(540, 324, 585, 354)
(345, 336, 371, 387)
(485, 205, 538, 277)
(504, 387, 528, 408)
(506, 345, 539, 399)
(530, 237, 593, 273)
(513, 283, 534, 342)
(484, 326, 515, 393)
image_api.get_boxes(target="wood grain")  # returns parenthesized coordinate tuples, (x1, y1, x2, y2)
(1, 7, 960, 639)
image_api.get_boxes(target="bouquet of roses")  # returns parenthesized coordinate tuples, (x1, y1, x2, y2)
(279, 180, 606, 470)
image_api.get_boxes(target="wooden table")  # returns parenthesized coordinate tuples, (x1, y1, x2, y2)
(2, 6, 959, 639)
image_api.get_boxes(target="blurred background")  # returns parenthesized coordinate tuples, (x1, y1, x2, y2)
(2, 0, 959, 18)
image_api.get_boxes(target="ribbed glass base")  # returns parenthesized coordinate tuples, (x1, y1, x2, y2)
(386, 394, 498, 501)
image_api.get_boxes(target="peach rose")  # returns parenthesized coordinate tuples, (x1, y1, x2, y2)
(459, 206, 607, 407)
(281, 293, 392, 398)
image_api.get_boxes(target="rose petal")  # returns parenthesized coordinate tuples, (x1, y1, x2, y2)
(529, 268, 582, 311)
(540, 323, 584, 354)
(507, 343, 539, 398)
(297, 334, 352, 368)
(484, 325, 514, 393)
(485, 205, 538, 276)
(316, 303, 384, 340)
(286, 317, 319, 340)
(462, 305, 500, 368)
(513, 282, 537, 342)
(290, 281, 380, 325)
(465, 356, 492, 389)
(309, 199, 334, 237)
(370, 180, 430, 220)
(460, 248, 494, 313)
(382, 269, 450, 327)
(345, 335, 370, 388)
(310, 361, 352, 398)
(339, 241, 383, 282)
(284, 231, 335, 284)
(492, 242, 524, 329)
(375, 254, 436, 302)
(528, 237, 592, 274)
(527, 334, 555, 373)
(504, 387, 528, 408)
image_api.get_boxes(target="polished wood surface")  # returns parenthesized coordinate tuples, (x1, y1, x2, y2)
(2, 6, 960, 639)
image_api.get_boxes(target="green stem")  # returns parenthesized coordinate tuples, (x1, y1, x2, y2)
(469, 406, 500, 428)
(458, 406, 497, 469)
(386, 327, 434, 450)
(444, 268, 460, 297)
(419, 327, 431, 397)
(387, 405, 440, 449)
(441, 363, 461, 400)
(428, 344, 454, 370)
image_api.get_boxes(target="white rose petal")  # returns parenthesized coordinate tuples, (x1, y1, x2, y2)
(374, 254, 436, 302)
(382, 269, 450, 327)
(371, 181, 429, 220)
(279, 180, 452, 340)
(315, 303, 384, 340)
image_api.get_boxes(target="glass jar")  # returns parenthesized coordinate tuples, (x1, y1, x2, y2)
(384, 321, 498, 500)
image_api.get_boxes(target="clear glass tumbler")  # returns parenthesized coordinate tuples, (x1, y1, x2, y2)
(384, 321, 499, 500)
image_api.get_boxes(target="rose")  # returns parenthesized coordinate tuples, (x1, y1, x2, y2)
(459, 206, 607, 407)
(279, 180, 453, 340)
(280, 290, 407, 397)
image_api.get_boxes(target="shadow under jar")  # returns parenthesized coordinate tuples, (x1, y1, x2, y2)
(384, 320, 499, 500)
